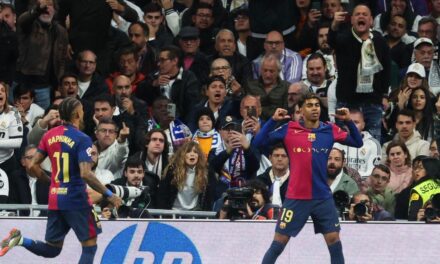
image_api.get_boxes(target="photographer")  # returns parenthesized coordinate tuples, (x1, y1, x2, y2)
(218, 179, 277, 220)
(106, 154, 158, 217)
(348, 192, 394, 222)
(416, 194, 440, 223)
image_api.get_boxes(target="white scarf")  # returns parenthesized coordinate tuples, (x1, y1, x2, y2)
(352, 28, 383, 93)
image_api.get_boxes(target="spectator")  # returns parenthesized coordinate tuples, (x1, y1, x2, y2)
(218, 179, 278, 220)
(112, 75, 148, 122)
(385, 62, 429, 138)
(192, 107, 223, 158)
(90, 143, 114, 185)
(177, 26, 210, 85)
(74, 50, 110, 104)
(411, 37, 440, 96)
(110, 154, 159, 210)
(347, 192, 394, 222)
(366, 164, 396, 217)
(188, 75, 240, 132)
(157, 141, 212, 210)
(138, 128, 169, 179)
(385, 140, 413, 194)
(209, 58, 242, 97)
(95, 118, 129, 179)
(181, 0, 227, 29)
(233, 8, 251, 58)
(209, 115, 260, 197)
(13, 84, 44, 130)
(136, 45, 201, 123)
(289, 0, 320, 56)
(287, 82, 308, 109)
(210, 29, 253, 89)
(334, 109, 382, 178)
(145, 96, 173, 131)
(407, 157, 440, 220)
(239, 95, 264, 141)
(373, 0, 421, 37)
(301, 23, 337, 81)
(301, 53, 336, 121)
(87, 93, 146, 155)
(385, 14, 412, 69)
(0, 82, 23, 188)
(327, 148, 360, 197)
(406, 87, 435, 140)
(190, 3, 218, 56)
(321, 0, 344, 25)
(382, 109, 430, 162)
(16, 0, 68, 110)
(143, 2, 173, 50)
(106, 46, 146, 94)
(8, 144, 49, 216)
(246, 53, 290, 121)
(252, 31, 303, 84)
(127, 21, 158, 78)
(329, 5, 390, 142)
(258, 143, 290, 207)
(0, 3, 18, 85)
(414, 16, 439, 65)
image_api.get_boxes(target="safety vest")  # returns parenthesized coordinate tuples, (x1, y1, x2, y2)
(411, 179, 440, 207)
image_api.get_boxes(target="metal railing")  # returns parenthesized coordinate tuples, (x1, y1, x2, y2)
(0, 204, 217, 219)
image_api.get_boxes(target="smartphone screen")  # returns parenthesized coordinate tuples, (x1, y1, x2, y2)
(247, 106, 257, 118)
(311, 0, 321, 10)
(167, 103, 176, 118)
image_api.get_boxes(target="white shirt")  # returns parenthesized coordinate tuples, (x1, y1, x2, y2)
(78, 80, 91, 98)
(0, 108, 23, 163)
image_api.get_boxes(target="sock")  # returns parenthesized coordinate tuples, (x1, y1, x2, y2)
(78, 245, 97, 264)
(262, 240, 286, 264)
(22, 238, 61, 258)
(328, 240, 344, 264)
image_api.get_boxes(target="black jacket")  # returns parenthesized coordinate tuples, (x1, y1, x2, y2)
(257, 167, 289, 204)
(208, 52, 253, 86)
(328, 27, 390, 104)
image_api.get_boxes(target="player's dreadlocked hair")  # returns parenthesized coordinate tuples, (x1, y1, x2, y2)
(58, 97, 81, 123)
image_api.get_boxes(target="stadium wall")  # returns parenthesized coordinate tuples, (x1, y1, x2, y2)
(0, 218, 438, 264)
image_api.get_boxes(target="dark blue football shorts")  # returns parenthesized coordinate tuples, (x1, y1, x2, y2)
(45, 208, 102, 243)
(275, 198, 341, 237)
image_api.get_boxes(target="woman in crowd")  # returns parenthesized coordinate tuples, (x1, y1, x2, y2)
(0, 82, 23, 202)
(408, 157, 440, 221)
(406, 87, 435, 141)
(157, 141, 212, 210)
(385, 140, 413, 194)
(385, 63, 429, 138)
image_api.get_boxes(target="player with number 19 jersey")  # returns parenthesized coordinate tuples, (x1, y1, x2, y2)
(37, 124, 93, 210)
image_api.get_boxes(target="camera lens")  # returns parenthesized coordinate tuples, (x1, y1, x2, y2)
(353, 203, 368, 216)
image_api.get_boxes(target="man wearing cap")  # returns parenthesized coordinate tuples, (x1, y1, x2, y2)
(178, 26, 210, 85)
(208, 115, 261, 198)
(411, 37, 440, 95)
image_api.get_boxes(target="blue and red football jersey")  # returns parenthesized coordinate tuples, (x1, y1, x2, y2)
(38, 124, 93, 210)
(254, 119, 363, 200)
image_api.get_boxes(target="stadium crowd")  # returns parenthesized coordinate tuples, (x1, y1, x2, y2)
(1, 0, 440, 222)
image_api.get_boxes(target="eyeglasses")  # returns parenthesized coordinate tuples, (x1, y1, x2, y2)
(97, 128, 117, 134)
(211, 66, 230, 71)
(265, 41, 284, 46)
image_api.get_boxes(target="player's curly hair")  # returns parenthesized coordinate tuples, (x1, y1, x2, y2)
(58, 97, 81, 123)
(163, 141, 208, 193)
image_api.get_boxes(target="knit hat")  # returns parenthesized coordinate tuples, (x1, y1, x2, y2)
(196, 107, 215, 126)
